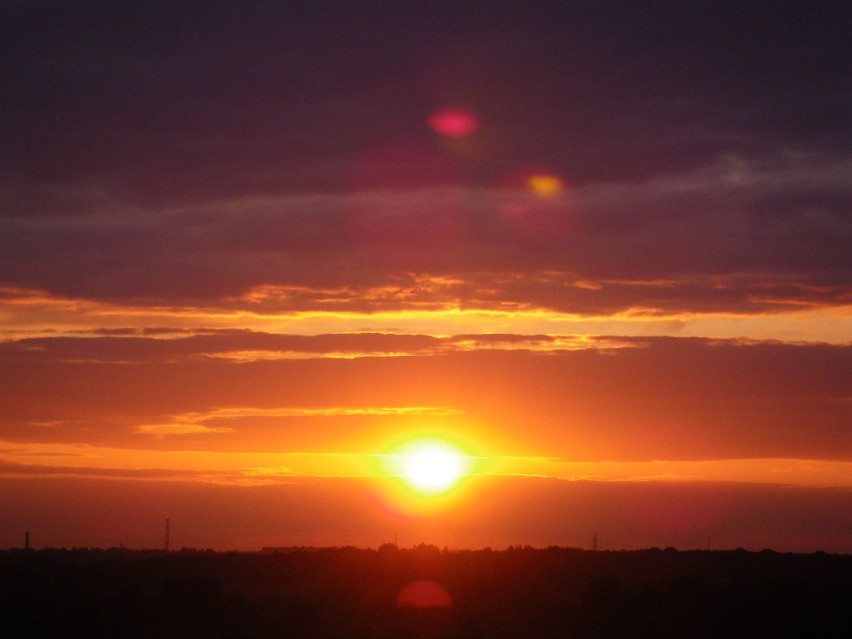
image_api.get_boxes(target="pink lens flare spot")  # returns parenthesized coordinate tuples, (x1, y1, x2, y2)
(395, 580, 453, 609)
(428, 109, 480, 137)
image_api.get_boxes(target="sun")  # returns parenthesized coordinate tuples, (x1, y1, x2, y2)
(371, 433, 481, 510)
(395, 439, 467, 495)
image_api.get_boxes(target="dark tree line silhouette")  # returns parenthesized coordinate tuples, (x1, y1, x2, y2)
(1, 545, 849, 638)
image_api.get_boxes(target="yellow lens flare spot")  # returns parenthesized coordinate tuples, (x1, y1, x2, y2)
(527, 174, 564, 197)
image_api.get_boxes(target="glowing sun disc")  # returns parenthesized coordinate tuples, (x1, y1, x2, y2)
(398, 440, 465, 494)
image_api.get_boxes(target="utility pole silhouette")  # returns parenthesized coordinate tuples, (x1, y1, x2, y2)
(164, 518, 170, 552)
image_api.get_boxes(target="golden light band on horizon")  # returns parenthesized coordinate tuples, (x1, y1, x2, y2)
(2, 438, 850, 489)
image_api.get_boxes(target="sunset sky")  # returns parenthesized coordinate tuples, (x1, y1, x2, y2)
(1, 1, 850, 552)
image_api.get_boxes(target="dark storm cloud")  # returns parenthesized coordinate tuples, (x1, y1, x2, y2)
(1, 152, 848, 313)
(1, 2, 849, 314)
(2, 1, 848, 200)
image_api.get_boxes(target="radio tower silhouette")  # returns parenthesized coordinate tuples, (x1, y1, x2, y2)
(164, 518, 170, 552)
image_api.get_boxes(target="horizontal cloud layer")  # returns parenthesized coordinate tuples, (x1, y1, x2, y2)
(2, 153, 849, 318)
(2, 334, 848, 463)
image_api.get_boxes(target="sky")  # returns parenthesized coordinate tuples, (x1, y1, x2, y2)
(1, 1, 850, 552)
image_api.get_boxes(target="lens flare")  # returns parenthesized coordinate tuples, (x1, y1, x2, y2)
(428, 109, 479, 137)
(527, 174, 564, 197)
(495, 167, 577, 243)
(395, 580, 453, 609)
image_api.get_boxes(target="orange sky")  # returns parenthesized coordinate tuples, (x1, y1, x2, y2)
(2, 306, 849, 551)
(1, 3, 850, 552)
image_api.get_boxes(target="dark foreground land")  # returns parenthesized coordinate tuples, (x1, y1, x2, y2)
(1, 545, 849, 638)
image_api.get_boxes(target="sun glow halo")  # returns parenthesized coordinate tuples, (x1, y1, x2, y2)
(395, 439, 467, 496)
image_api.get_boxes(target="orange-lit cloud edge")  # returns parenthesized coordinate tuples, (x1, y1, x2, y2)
(2, 284, 849, 491)
(2, 285, 850, 343)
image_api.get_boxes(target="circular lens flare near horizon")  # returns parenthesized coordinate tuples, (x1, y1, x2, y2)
(395, 580, 453, 609)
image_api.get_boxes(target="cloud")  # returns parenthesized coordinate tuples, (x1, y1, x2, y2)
(3, 3, 847, 196)
(1, 335, 848, 461)
(134, 405, 462, 438)
(136, 423, 233, 436)
(0, 460, 205, 481)
(2, 2, 849, 319)
(0, 331, 635, 365)
(2, 285, 849, 346)
(2, 150, 848, 320)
